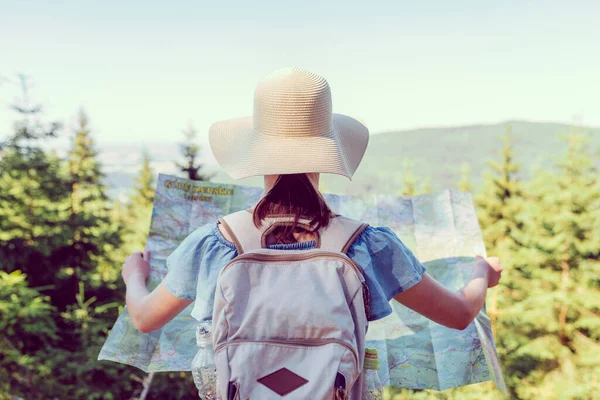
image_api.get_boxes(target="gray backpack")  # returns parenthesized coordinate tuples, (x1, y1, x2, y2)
(212, 210, 371, 400)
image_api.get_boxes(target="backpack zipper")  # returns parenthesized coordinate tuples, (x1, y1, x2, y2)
(214, 338, 359, 367)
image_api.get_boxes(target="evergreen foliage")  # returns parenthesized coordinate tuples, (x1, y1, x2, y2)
(503, 133, 600, 399)
(0, 89, 144, 398)
(457, 162, 472, 193)
(399, 158, 433, 195)
(121, 149, 155, 255)
(0, 270, 58, 399)
(176, 123, 212, 181)
(473, 125, 525, 345)
(61, 108, 123, 297)
(475, 124, 524, 251)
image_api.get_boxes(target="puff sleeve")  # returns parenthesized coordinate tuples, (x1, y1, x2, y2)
(346, 226, 427, 321)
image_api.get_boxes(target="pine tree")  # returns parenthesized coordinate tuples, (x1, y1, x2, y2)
(504, 132, 600, 399)
(475, 124, 523, 250)
(457, 162, 473, 193)
(473, 125, 525, 336)
(0, 75, 68, 285)
(47, 109, 134, 398)
(134, 150, 155, 206)
(0, 75, 61, 151)
(176, 122, 212, 181)
(399, 159, 432, 196)
(123, 149, 155, 254)
(470, 125, 529, 397)
(400, 159, 417, 195)
(59, 108, 122, 300)
(0, 78, 68, 397)
(421, 176, 433, 194)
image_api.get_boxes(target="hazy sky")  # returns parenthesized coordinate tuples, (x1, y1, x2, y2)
(1, 0, 599, 147)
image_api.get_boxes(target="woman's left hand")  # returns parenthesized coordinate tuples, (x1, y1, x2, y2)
(122, 250, 151, 285)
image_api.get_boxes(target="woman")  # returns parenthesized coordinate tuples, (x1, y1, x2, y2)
(121, 67, 502, 342)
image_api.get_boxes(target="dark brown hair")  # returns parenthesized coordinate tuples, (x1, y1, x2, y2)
(253, 174, 332, 244)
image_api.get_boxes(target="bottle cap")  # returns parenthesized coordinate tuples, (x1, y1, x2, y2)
(365, 348, 378, 357)
(364, 348, 380, 370)
(196, 322, 212, 345)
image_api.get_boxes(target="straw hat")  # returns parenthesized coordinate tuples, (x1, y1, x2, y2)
(209, 67, 369, 180)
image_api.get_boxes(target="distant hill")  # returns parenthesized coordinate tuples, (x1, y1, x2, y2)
(96, 120, 600, 200)
(319, 120, 600, 196)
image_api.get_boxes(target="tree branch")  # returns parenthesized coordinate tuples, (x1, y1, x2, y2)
(138, 372, 155, 400)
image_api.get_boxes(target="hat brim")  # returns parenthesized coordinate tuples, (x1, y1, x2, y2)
(209, 114, 369, 180)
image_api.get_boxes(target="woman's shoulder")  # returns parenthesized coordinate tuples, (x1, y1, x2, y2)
(165, 222, 237, 277)
(174, 222, 237, 252)
(164, 222, 237, 302)
(350, 224, 401, 250)
(346, 223, 423, 267)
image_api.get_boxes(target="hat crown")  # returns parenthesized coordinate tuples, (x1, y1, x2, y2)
(253, 67, 333, 137)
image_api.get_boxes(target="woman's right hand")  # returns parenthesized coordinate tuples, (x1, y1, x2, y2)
(476, 255, 503, 288)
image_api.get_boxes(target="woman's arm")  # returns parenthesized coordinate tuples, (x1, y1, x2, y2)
(123, 251, 194, 333)
(393, 256, 501, 330)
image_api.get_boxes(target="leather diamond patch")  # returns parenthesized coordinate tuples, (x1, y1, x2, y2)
(257, 368, 309, 396)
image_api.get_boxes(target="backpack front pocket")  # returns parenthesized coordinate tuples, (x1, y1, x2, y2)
(214, 339, 359, 400)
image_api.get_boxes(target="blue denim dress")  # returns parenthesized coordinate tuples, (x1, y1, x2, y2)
(165, 223, 426, 322)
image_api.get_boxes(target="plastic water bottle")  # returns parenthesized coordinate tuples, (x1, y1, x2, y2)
(191, 322, 217, 399)
(363, 348, 383, 400)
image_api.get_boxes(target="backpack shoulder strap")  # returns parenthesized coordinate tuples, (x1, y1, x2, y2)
(218, 210, 259, 254)
(219, 210, 252, 254)
(319, 215, 369, 254)
(219, 211, 368, 255)
(218, 210, 321, 254)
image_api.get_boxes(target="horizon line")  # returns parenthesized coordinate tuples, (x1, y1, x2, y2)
(374, 118, 599, 136)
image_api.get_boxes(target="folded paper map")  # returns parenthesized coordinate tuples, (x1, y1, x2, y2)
(98, 174, 507, 394)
